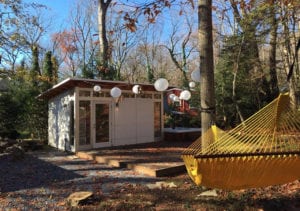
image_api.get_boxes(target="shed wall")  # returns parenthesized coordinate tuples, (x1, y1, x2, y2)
(48, 90, 74, 151)
(114, 98, 154, 146)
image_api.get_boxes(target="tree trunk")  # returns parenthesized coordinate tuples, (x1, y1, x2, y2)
(198, 0, 215, 149)
(232, 36, 245, 123)
(97, 0, 112, 74)
(269, 0, 279, 99)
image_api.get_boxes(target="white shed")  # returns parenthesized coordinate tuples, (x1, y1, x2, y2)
(39, 78, 164, 152)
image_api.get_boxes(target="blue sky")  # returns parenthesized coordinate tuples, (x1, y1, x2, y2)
(21, 0, 197, 48)
(22, 0, 76, 46)
(24, 0, 74, 29)
(25, 0, 73, 18)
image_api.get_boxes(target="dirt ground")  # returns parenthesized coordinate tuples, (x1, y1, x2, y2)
(0, 146, 299, 210)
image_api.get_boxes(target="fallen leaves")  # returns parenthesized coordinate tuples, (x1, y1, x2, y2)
(1, 147, 299, 210)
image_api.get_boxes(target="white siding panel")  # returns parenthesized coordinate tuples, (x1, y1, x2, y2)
(48, 101, 58, 148)
(137, 98, 154, 143)
(48, 90, 73, 151)
(114, 98, 137, 145)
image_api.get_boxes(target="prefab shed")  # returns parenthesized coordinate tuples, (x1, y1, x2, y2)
(39, 78, 164, 152)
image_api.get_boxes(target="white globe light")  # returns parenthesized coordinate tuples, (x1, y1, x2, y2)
(189, 81, 196, 88)
(154, 78, 169, 91)
(132, 85, 141, 94)
(179, 92, 184, 99)
(173, 96, 180, 102)
(180, 90, 191, 101)
(191, 70, 200, 82)
(110, 87, 122, 98)
(169, 93, 176, 101)
(93, 85, 101, 92)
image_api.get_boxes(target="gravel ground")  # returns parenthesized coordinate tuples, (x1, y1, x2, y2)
(2, 146, 299, 210)
(0, 148, 162, 210)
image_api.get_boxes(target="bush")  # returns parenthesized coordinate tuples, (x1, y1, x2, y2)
(0, 79, 48, 141)
(0, 92, 22, 139)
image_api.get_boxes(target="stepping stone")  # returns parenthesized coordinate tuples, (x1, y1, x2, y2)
(197, 189, 218, 197)
(67, 191, 93, 206)
(146, 181, 177, 189)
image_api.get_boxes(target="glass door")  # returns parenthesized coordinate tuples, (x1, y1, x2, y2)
(79, 101, 91, 146)
(93, 102, 111, 148)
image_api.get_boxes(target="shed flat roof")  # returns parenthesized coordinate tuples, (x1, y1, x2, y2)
(38, 78, 162, 99)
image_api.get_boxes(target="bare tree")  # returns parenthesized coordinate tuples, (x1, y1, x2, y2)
(70, 0, 98, 78)
(108, 9, 139, 80)
(52, 30, 79, 77)
(123, 48, 145, 83)
(163, 11, 197, 88)
(0, 41, 22, 72)
(0, 2, 48, 73)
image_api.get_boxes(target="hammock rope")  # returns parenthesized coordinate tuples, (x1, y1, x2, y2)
(182, 93, 300, 190)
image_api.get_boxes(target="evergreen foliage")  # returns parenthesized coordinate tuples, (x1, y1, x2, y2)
(0, 89, 23, 139)
(43, 51, 53, 89)
(82, 62, 95, 79)
(215, 35, 260, 128)
(0, 66, 48, 141)
(51, 56, 59, 84)
(97, 64, 117, 80)
(30, 45, 40, 83)
(96, 55, 118, 80)
(147, 64, 154, 83)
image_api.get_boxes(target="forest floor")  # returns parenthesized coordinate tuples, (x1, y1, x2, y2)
(0, 144, 299, 210)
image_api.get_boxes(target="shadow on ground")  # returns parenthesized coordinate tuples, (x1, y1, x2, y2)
(0, 153, 83, 193)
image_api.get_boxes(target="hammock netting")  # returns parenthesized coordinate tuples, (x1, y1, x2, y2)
(182, 93, 300, 190)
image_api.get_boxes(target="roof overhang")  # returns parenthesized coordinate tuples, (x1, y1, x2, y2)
(38, 77, 165, 100)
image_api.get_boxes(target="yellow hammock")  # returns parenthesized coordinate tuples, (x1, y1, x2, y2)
(182, 93, 300, 190)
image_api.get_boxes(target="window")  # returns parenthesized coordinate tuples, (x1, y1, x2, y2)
(154, 94, 161, 99)
(95, 104, 110, 143)
(93, 91, 110, 97)
(141, 93, 153, 99)
(123, 93, 135, 98)
(154, 102, 162, 138)
(79, 101, 91, 145)
(70, 101, 74, 146)
(79, 90, 91, 97)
